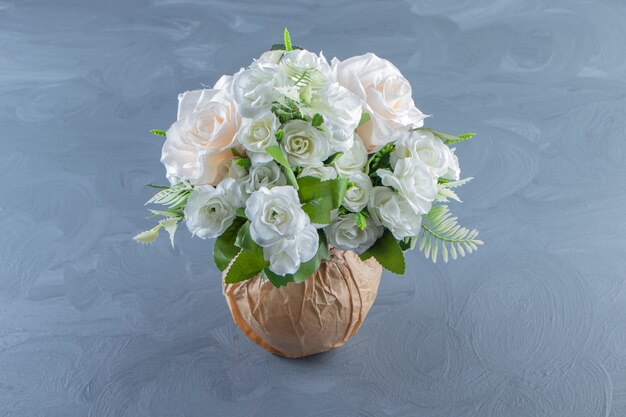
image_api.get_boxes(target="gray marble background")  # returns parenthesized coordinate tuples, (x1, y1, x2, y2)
(2, 0, 626, 415)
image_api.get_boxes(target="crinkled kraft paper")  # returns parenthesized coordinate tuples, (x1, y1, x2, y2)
(222, 249, 383, 358)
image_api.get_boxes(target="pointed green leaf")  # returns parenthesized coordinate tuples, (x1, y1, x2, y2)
(284, 27, 293, 51)
(265, 145, 299, 190)
(150, 129, 167, 137)
(213, 218, 245, 271)
(297, 176, 349, 224)
(225, 249, 268, 284)
(359, 230, 406, 274)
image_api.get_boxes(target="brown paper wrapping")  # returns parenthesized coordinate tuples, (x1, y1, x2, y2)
(222, 248, 382, 358)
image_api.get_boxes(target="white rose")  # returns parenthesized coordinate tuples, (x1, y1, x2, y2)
(183, 178, 242, 239)
(244, 186, 307, 246)
(279, 50, 332, 89)
(264, 225, 319, 275)
(391, 130, 455, 177)
(232, 61, 288, 118)
(281, 119, 332, 167)
(299, 165, 337, 182)
(343, 172, 372, 212)
(324, 214, 383, 254)
(303, 82, 363, 151)
(368, 186, 422, 240)
(245, 186, 319, 275)
(161, 87, 240, 186)
(333, 134, 368, 177)
(235, 111, 279, 164)
(376, 157, 437, 215)
(332, 53, 425, 151)
(244, 161, 286, 194)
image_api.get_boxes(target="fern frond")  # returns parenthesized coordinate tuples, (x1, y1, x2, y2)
(145, 181, 192, 212)
(419, 205, 483, 263)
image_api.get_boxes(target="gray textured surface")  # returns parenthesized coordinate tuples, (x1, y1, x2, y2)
(2, 0, 626, 415)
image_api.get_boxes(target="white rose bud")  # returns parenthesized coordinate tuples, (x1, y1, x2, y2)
(332, 53, 425, 152)
(324, 214, 383, 254)
(391, 130, 455, 178)
(244, 161, 286, 194)
(333, 134, 368, 177)
(376, 157, 437, 215)
(184, 178, 242, 239)
(161, 87, 240, 186)
(281, 120, 332, 167)
(245, 186, 319, 275)
(299, 165, 338, 182)
(235, 111, 279, 165)
(343, 172, 372, 212)
(368, 186, 422, 240)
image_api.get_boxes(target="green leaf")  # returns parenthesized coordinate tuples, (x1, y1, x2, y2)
(311, 113, 324, 127)
(359, 230, 406, 274)
(150, 129, 167, 137)
(235, 157, 251, 168)
(225, 249, 268, 284)
(284, 27, 293, 51)
(270, 43, 286, 51)
(265, 145, 299, 190)
(235, 207, 247, 219)
(297, 176, 349, 224)
(235, 221, 262, 254)
(262, 268, 294, 288)
(213, 219, 245, 271)
(357, 112, 371, 128)
(231, 148, 243, 157)
(145, 184, 169, 189)
(275, 129, 284, 141)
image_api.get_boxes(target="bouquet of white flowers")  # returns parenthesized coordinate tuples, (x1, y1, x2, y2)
(135, 29, 482, 288)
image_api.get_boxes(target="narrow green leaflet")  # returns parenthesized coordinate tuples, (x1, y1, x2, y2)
(324, 152, 344, 166)
(150, 129, 167, 137)
(297, 176, 349, 224)
(213, 218, 245, 271)
(225, 249, 269, 284)
(265, 145, 299, 190)
(359, 230, 406, 274)
(284, 27, 293, 51)
(416, 128, 476, 146)
(354, 212, 367, 230)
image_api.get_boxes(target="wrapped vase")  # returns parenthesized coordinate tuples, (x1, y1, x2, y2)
(222, 248, 382, 358)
